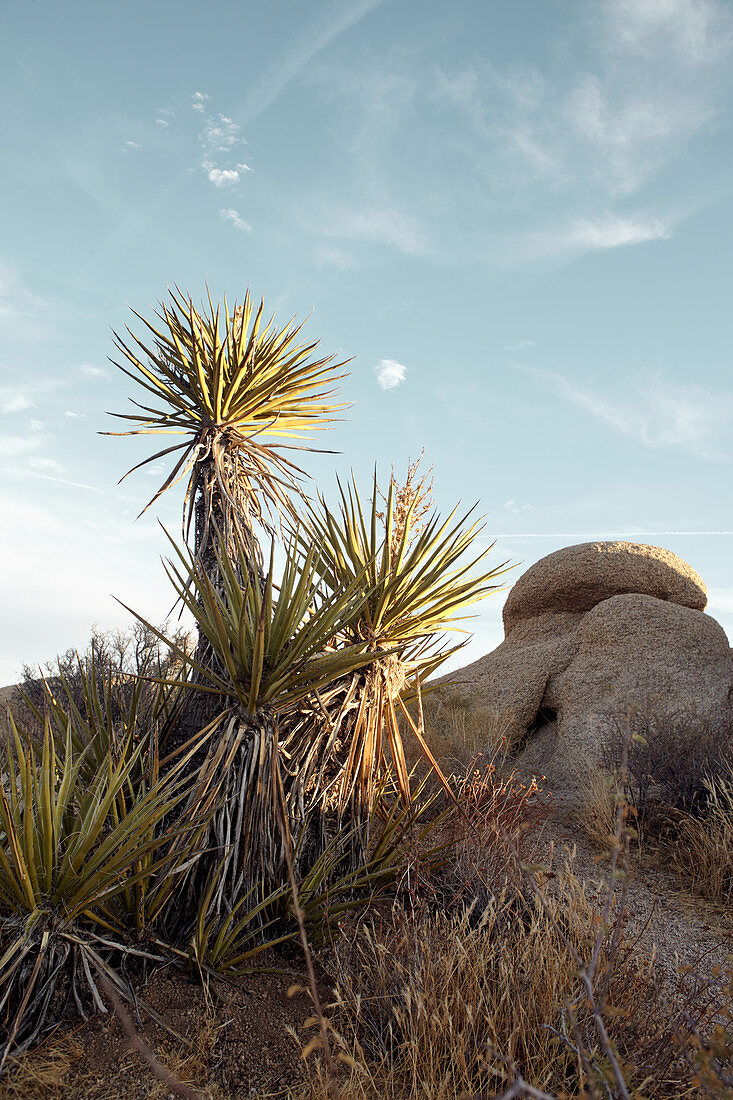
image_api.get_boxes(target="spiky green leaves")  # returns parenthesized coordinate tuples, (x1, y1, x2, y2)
(0, 718, 190, 924)
(147, 529, 381, 715)
(303, 473, 512, 672)
(106, 288, 348, 529)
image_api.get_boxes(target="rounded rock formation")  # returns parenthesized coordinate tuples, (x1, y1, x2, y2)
(503, 541, 707, 634)
(441, 541, 730, 787)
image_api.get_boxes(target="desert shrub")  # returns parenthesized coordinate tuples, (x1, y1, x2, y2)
(602, 704, 733, 820)
(439, 752, 551, 908)
(17, 623, 193, 736)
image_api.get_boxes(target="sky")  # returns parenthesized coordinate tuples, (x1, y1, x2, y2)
(1, 0, 732, 685)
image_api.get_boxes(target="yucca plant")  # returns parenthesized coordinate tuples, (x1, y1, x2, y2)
(107, 287, 348, 741)
(128, 526, 386, 920)
(300, 467, 511, 822)
(107, 287, 347, 576)
(190, 782, 447, 976)
(0, 716, 200, 1066)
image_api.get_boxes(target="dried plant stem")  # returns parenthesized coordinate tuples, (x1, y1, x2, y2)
(95, 972, 204, 1100)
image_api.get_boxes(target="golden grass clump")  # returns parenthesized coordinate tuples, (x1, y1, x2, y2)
(676, 768, 733, 906)
(574, 762, 624, 855)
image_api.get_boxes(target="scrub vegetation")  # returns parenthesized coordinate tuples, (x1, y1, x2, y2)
(1, 289, 731, 1099)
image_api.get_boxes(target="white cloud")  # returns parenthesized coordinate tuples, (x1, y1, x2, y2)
(205, 165, 240, 187)
(503, 339, 535, 352)
(64, 410, 86, 419)
(0, 493, 189, 685)
(219, 208, 252, 232)
(605, 0, 730, 66)
(319, 0, 731, 268)
(122, 140, 141, 151)
(197, 105, 249, 188)
(519, 365, 733, 457)
(155, 108, 174, 128)
(316, 244, 356, 270)
(504, 500, 533, 513)
(80, 364, 107, 378)
(564, 72, 709, 195)
(494, 529, 733, 539)
(0, 387, 33, 413)
(202, 115, 241, 152)
(28, 456, 64, 474)
(0, 261, 47, 327)
(192, 91, 209, 113)
(29, 419, 44, 431)
(707, 586, 733, 614)
(374, 359, 407, 390)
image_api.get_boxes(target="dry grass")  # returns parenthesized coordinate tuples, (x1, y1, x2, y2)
(294, 863, 709, 1100)
(406, 692, 511, 773)
(575, 762, 624, 855)
(115, 1009, 224, 1100)
(0, 1036, 83, 1098)
(577, 753, 733, 912)
(676, 768, 733, 906)
(1, 1010, 225, 1100)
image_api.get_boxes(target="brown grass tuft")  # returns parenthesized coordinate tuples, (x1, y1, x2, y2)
(676, 768, 733, 906)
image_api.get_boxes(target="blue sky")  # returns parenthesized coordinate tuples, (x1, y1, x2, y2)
(1, 0, 733, 684)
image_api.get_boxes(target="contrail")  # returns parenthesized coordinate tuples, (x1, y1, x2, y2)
(491, 531, 733, 540)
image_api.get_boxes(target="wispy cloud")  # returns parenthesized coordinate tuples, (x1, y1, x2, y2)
(0, 435, 40, 457)
(0, 387, 33, 413)
(197, 99, 251, 189)
(374, 359, 407, 390)
(80, 364, 107, 379)
(307, 0, 732, 267)
(321, 205, 426, 255)
(155, 108, 174, 128)
(707, 585, 733, 613)
(518, 365, 733, 457)
(202, 115, 242, 152)
(495, 529, 733, 539)
(514, 213, 670, 261)
(604, 0, 731, 66)
(28, 456, 64, 474)
(219, 208, 252, 232)
(191, 91, 209, 113)
(0, 261, 47, 328)
(316, 244, 356, 270)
